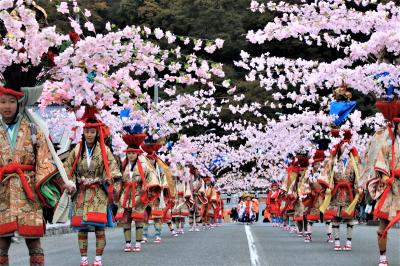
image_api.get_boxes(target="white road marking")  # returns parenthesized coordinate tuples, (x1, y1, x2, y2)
(245, 225, 261, 266)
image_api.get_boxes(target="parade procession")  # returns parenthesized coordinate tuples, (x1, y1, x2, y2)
(0, 1, 399, 266)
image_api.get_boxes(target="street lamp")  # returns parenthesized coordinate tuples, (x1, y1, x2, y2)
(154, 82, 159, 106)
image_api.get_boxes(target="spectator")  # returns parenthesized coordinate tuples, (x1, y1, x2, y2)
(230, 207, 239, 222)
(252, 196, 260, 222)
(227, 192, 231, 204)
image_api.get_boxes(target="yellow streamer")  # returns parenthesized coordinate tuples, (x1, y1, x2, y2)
(157, 160, 176, 198)
(344, 153, 360, 215)
(320, 156, 335, 214)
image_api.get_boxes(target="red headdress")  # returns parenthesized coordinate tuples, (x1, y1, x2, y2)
(330, 128, 358, 157)
(331, 128, 352, 140)
(203, 176, 212, 182)
(141, 142, 162, 159)
(0, 85, 24, 99)
(122, 134, 147, 154)
(375, 100, 400, 124)
(312, 150, 326, 164)
(291, 155, 309, 168)
(189, 166, 198, 175)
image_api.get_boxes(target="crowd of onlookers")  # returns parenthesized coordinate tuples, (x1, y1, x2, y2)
(224, 191, 373, 225)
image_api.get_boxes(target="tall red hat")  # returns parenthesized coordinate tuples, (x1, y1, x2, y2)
(292, 155, 309, 168)
(123, 133, 147, 154)
(189, 166, 197, 175)
(80, 106, 108, 130)
(141, 143, 162, 154)
(375, 100, 400, 123)
(331, 128, 352, 140)
(312, 150, 326, 164)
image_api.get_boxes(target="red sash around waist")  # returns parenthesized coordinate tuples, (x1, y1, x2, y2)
(0, 163, 35, 200)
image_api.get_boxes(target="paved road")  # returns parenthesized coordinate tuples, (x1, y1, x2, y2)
(7, 201, 400, 266)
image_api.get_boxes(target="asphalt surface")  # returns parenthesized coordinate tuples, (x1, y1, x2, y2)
(7, 202, 400, 266)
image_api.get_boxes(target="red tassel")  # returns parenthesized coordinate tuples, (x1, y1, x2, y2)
(107, 183, 113, 204)
(99, 127, 112, 181)
(68, 142, 83, 178)
(17, 168, 35, 200)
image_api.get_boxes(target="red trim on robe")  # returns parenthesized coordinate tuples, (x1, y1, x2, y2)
(0, 221, 18, 235)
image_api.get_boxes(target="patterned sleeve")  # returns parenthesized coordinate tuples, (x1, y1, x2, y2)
(281, 170, 289, 193)
(113, 166, 126, 195)
(63, 144, 79, 183)
(103, 147, 122, 183)
(374, 143, 390, 177)
(35, 128, 57, 182)
(318, 156, 333, 188)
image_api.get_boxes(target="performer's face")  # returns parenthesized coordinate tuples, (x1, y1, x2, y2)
(83, 127, 97, 145)
(313, 161, 321, 171)
(0, 95, 18, 122)
(127, 152, 138, 161)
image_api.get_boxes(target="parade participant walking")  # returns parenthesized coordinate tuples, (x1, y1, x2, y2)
(304, 150, 334, 243)
(320, 87, 361, 252)
(291, 156, 310, 237)
(172, 171, 191, 234)
(188, 167, 208, 232)
(114, 124, 161, 253)
(0, 82, 75, 266)
(202, 177, 218, 229)
(214, 190, 224, 226)
(266, 181, 281, 227)
(64, 107, 121, 266)
(320, 129, 361, 251)
(363, 100, 400, 266)
(281, 155, 308, 233)
(141, 140, 175, 243)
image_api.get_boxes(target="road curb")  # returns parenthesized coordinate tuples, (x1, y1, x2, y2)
(45, 224, 73, 236)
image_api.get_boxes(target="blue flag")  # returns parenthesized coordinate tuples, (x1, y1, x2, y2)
(329, 101, 356, 126)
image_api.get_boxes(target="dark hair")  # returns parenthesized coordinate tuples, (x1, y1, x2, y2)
(86, 118, 99, 124)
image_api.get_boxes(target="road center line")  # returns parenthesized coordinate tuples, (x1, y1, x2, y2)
(245, 225, 261, 266)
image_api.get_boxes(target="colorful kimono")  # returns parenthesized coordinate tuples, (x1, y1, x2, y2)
(204, 186, 218, 220)
(306, 170, 334, 221)
(281, 166, 301, 216)
(149, 163, 169, 220)
(266, 189, 281, 216)
(214, 193, 224, 221)
(320, 149, 361, 219)
(64, 143, 121, 228)
(172, 180, 191, 218)
(292, 171, 310, 221)
(0, 116, 57, 237)
(188, 177, 207, 218)
(367, 128, 400, 222)
(115, 156, 161, 223)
